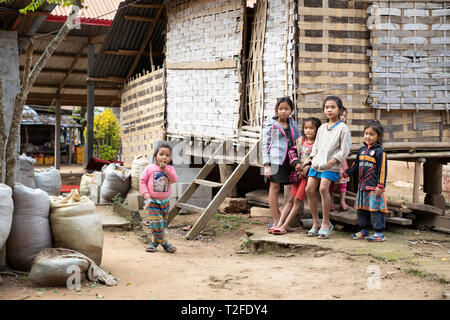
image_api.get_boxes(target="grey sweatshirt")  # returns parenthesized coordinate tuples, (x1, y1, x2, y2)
(310, 121, 352, 173)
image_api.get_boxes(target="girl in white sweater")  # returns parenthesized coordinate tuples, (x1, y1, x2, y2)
(305, 96, 352, 239)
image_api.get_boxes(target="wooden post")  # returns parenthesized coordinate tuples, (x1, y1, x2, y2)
(85, 40, 95, 165)
(68, 128, 73, 165)
(423, 158, 446, 210)
(413, 158, 425, 203)
(0, 244, 6, 271)
(54, 93, 61, 169)
(149, 41, 154, 72)
(219, 164, 239, 197)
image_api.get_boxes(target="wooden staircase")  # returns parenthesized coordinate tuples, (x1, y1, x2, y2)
(167, 139, 261, 240)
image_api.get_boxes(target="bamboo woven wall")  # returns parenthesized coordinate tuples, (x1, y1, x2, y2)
(296, 0, 374, 145)
(120, 68, 166, 167)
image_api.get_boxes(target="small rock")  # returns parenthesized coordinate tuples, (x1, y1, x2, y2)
(96, 294, 104, 299)
(182, 225, 191, 231)
(408, 240, 417, 245)
(314, 251, 326, 257)
(332, 294, 341, 299)
(443, 292, 450, 300)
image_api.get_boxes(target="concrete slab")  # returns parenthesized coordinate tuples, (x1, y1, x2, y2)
(246, 226, 450, 282)
(96, 205, 132, 231)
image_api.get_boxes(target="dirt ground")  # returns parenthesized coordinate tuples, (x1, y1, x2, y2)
(0, 160, 449, 300)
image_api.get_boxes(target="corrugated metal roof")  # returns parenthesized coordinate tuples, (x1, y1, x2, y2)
(22, 106, 81, 127)
(49, 0, 122, 22)
(93, 0, 166, 79)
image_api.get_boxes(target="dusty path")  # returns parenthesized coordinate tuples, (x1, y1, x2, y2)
(0, 225, 448, 300)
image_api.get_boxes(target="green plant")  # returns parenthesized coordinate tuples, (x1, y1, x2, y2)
(84, 108, 121, 161)
(111, 193, 124, 204)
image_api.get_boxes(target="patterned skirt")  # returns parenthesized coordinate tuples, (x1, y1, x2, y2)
(355, 189, 388, 213)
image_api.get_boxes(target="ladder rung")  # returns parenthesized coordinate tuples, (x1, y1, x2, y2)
(212, 155, 245, 162)
(176, 203, 205, 214)
(194, 179, 223, 188)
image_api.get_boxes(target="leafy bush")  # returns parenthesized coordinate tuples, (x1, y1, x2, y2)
(84, 108, 121, 161)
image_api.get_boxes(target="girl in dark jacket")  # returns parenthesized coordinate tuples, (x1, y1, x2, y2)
(343, 120, 388, 242)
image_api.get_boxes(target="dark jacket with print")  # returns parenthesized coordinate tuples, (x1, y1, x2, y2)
(343, 143, 387, 192)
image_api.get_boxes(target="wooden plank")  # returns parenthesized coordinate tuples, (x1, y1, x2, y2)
(299, 22, 367, 31)
(124, 15, 165, 23)
(386, 217, 413, 225)
(405, 203, 445, 215)
(298, 51, 367, 60)
(329, 210, 359, 225)
(186, 142, 259, 239)
(194, 179, 223, 188)
(166, 60, 237, 70)
(250, 206, 272, 217)
(299, 76, 370, 85)
(176, 203, 205, 215)
(300, 37, 370, 46)
(299, 7, 368, 18)
(298, 62, 370, 72)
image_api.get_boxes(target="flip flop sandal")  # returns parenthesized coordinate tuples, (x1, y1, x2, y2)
(306, 227, 319, 237)
(271, 228, 287, 235)
(351, 231, 367, 240)
(317, 225, 334, 239)
(146, 242, 158, 252)
(162, 241, 177, 253)
(366, 233, 385, 242)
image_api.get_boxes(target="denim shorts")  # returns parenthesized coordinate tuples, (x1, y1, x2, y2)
(308, 167, 340, 182)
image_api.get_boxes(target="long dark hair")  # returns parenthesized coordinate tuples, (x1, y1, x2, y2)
(275, 96, 294, 115)
(364, 120, 384, 145)
(153, 143, 173, 165)
(322, 96, 344, 112)
(302, 117, 321, 138)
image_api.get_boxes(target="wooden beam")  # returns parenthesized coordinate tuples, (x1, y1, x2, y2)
(25, 11, 51, 16)
(20, 67, 86, 75)
(126, 2, 166, 80)
(57, 44, 87, 92)
(413, 158, 426, 204)
(55, 94, 61, 169)
(90, 34, 107, 44)
(20, 51, 88, 59)
(104, 49, 163, 56)
(124, 15, 165, 23)
(23, 33, 88, 43)
(130, 4, 164, 8)
(86, 76, 125, 83)
(10, 15, 22, 31)
(86, 42, 95, 166)
(33, 84, 121, 90)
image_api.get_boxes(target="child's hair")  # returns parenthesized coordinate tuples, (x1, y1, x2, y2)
(340, 106, 347, 115)
(275, 96, 294, 114)
(302, 117, 322, 138)
(322, 96, 344, 112)
(364, 120, 384, 144)
(153, 143, 173, 165)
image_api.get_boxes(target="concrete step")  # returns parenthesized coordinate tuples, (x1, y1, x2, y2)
(97, 208, 133, 231)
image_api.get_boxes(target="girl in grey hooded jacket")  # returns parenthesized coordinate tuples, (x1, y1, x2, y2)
(262, 97, 301, 232)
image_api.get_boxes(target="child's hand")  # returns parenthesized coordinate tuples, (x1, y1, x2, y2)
(375, 187, 383, 198)
(301, 166, 310, 179)
(159, 161, 167, 169)
(327, 159, 337, 169)
(144, 194, 150, 200)
(295, 163, 302, 173)
(264, 165, 271, 179)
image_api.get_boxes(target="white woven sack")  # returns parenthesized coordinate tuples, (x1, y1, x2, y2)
(18, 154, 36, 188)
(34, 166, 61, 196)
(50, 189, 103, 265)
(130, 154, 149, 191)
(0, 184, 13, 249)
(99, 163, 131, 203)
(79, 173, 93, 197)
(7, 184, 52, 271)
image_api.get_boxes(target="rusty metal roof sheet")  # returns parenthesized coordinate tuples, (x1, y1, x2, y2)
(22, 106, 81, 127)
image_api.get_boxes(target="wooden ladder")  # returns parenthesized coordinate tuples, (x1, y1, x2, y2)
(167, 139, 260, 240)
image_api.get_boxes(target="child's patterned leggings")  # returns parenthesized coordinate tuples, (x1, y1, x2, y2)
(147, 198, 170, 244)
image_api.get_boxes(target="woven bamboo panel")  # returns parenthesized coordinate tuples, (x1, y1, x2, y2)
(297, 0, 374, 145)
(120, 68, 166, 167)
(245, 0, 266, 127)
(367, 1, 450, 112)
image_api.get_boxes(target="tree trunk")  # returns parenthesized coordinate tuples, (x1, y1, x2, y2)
(0, 75, 5, 182)
(4, 1, 81, 187)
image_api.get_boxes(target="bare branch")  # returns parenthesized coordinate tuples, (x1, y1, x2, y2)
(4, 1, 82, 186)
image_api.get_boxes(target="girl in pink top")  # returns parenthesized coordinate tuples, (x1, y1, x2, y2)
(140, 144, 178, 253)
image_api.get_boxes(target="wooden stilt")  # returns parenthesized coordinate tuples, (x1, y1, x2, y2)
(413, 158, 425, 203)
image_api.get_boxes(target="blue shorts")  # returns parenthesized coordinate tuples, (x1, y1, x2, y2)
(308, 167, 340, 182)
